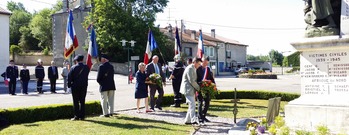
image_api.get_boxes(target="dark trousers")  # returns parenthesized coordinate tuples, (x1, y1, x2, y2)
(72, 87, 87, 119)
(37, 78, 43, 93)
(149, 85, 164, 109)
(8, 78, 16, 95)
(49, 78, 57, 92)
(172, 80, 182, 105)
(198, 93, 210, 122)
(22, 80, 29, 94)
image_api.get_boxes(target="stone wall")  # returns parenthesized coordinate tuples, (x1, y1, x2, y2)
(14, 55, 54, 66)
(91, 61, 131, 75)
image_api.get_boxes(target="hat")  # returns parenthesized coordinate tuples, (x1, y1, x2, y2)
(100, 54, 109, 60)
(74, 54, 84, 61)
(203, 56, 210, 61)
(37, 59, 42, 63)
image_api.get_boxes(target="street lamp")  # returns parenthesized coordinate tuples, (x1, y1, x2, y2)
(281, 51, 291, 75)
(121, 39, 136, 84)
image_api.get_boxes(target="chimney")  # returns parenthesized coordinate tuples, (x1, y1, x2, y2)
(211, 29, 215, 38)
(63, 0, 68, 12)
(191, 30, 196, 40)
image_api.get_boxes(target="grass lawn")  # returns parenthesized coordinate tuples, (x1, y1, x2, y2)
(163, 99, 288, 118)
(0, 115, 192, 135)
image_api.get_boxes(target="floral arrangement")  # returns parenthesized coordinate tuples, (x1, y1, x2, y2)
(146, 73, 163, 88)
(198, 80, 218, 98)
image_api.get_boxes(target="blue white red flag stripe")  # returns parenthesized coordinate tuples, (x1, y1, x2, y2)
(64, 10, 79, 59)
(86, 26, 98, 69)
(197, 30, 204, 58)
(175, 26, 181, 55)
(144, 29, 158, 64)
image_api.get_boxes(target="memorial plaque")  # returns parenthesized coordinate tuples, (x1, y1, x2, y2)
(301, 50, 349, 97)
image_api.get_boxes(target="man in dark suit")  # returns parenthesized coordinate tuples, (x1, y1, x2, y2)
(97, 54, 116, 117)
(169, 60, 185, 107)
(145, 55, 166, 111)
(20, 64, 30, 94)
(48, 61, 59, 93)
(68, 54, 90, 121)
(6, 60, 19, 95)
(196, 56, 215, 124)
(35, 59, 45, 94)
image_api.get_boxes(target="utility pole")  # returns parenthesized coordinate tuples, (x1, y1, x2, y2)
(180, 19, 183, 50)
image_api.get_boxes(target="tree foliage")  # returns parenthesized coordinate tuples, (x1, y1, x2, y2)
(30, 8, 54, 50)
(269, 49, 284, 66)
(85, 0, 169, 63)
(247, 54, 270, 62)
(6, 1, 27, 12)
(8, 10, 32, 46)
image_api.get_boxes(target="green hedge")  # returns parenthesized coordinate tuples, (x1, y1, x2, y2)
(160, 90, 300, 106)
(0, 101, 101, 124)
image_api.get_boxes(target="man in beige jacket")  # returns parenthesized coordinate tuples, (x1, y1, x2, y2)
(180, 57, 202, 124)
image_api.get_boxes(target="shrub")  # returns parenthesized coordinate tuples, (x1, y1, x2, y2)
(215, 90, 300, 101)
(159, 90, 300, 106)
(0, 101, 101, 124)
(10, 45, 22, 56)
(42, 47, 50, 56)
(316, 124, 330, 135)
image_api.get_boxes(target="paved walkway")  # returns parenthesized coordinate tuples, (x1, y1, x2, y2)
(118, 109, 236, 135)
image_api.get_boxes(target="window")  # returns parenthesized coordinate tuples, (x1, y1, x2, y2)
(184, 47, 192, 56)
(209, 47, 214, 56)
(226, 50, 231, 58)
(204, 46, 209, 55)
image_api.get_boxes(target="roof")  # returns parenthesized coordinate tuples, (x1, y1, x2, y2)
(160, 27, 247, 47)
(0, 7, 11, 15)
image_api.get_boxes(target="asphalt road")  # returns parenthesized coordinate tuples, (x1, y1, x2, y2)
(0, 66, 301, 110)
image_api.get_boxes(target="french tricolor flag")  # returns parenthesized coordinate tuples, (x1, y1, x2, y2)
(144, 29, 158, 64)
(197, 30, 204, 58)
(86, 25, 98, 69)
(175, 26, 181, 55)
(64, 10, 79, 59)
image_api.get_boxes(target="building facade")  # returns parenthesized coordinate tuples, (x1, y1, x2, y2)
(161, 27, 248, 75)
(0, 7, 11, 82)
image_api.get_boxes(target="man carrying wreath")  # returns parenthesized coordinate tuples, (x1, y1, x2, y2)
(196, 56, 216, 124)
(145, 55, 166, 111)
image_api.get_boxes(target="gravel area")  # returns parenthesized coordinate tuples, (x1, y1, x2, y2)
(118, 109, 236, 135)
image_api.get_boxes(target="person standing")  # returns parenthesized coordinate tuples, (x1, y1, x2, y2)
(48, 61, 58, 94)
(97, 54, 116, 117)
(6, 60, 19, 95)
(20, 64, 30, 95)
(196, 56, 215, 124)
(61, 61, 70, 93)
(169, 60, 185, 107)
(180, 57, 202, 124)
(145, 55, 166, 111)
(135, 62, 152, 113)
(35, 59, 45, 94)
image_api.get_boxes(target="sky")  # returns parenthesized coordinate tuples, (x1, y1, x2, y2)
(0, 0, 306, 56)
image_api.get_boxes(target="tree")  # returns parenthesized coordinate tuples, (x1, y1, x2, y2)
(7, 1, 27, 12)
(9, 10, 32, 46)
(85, 0, 169, 62)
(30, 8, 54, 50)
(269, 49, 284, 66)
(247, 54, 270, 62)
(19, 26, 40, 50)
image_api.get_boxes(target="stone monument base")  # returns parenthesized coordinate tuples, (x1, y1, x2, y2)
(285, 96, 349, 134)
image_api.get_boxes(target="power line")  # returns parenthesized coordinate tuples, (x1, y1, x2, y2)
(156, 19, 304, 31)
(27, 0, 55, 5)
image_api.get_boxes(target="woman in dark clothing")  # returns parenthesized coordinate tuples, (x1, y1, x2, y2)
(135, 62, 152, 113)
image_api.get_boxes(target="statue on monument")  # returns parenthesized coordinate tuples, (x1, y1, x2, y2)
(304, 0, 341, 37)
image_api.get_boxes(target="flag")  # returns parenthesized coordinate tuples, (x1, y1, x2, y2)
(197, 30, 204, 58)
(175, 26, 181, 55)
(86, 26, 98, 69)
(64, 10, 79, 59)
(144, 29, 158, 64)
